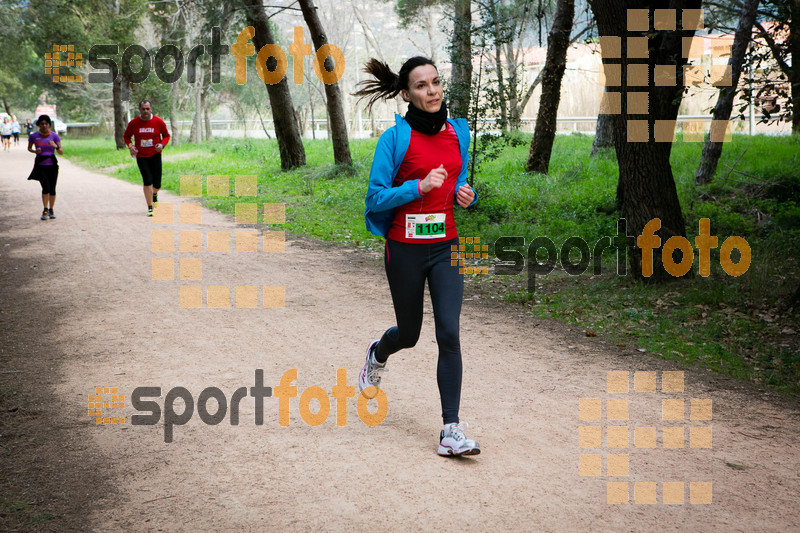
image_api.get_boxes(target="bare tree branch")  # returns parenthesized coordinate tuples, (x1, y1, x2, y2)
(754, 20, 791, 74)
(352, 3, 385, 62)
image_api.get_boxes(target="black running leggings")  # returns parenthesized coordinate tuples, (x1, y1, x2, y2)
(374, 237, 463, 425)
(38, 165, 58, 195)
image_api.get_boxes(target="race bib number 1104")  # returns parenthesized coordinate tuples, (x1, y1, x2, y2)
(405, 213, 446, 240)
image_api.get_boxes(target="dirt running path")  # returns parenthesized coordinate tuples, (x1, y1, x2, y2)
(1, 143, 799, 532)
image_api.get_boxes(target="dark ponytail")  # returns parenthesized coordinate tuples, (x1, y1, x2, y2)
(353, 56, 437, 111)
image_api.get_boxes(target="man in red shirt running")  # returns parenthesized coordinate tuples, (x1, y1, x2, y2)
(124, 100, 171, 216)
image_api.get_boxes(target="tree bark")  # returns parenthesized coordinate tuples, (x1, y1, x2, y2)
(695, 0, 759, 184)
(590, 0, 700, 281)
(241, 0, 306, 170)
(2, 98, 11, 116)
(592, 84, 616, 155)
(112, 76, 127, 149)
(526, 0, 574, 174)
(591, 110, 615, 156)
(192, 70, 203, 143)
(297, 0, 352, 165)
(506, 41, 522, 129)
(449, 0, 472, 119)
(170, 81, 180, 146)
(202, 83, 212, 140)
(516, 68, 544, 125)
(353, 4, 385, 62)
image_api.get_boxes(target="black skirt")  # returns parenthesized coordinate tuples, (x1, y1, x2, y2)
(27, 154, 59, 182)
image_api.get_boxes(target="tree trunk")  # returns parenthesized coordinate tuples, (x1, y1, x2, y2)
(449, 0, 472, 119)
(513, 22, 592, 128)
(352, 4, 385, 62)
(516, 68, 544, 126)
(310, 103, 315, 140)
(506, 41, 522, 130)
(2, 98, 11, 116)
(591, 112, 615, 156)
(170, 82, 179, 146)
(526, 0, 574, 174)
(492, 5, 509, 132)
(241, 0, 306, 170)
(297, 0, 352, 165)
(695, 0, 759, 184)
(590, 0, 699, 281)
(202, 84, 212, 140)
(493, 46, 509, 131)
(426, 11, 437, 63)
(192, 72, 202, 143)
(112, 76, 127, 149)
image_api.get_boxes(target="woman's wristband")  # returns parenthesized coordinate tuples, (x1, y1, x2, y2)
(417, 180, 424, 196)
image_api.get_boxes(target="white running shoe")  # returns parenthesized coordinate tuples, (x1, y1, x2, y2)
(438, 422, 480, 456)
(358, 340, 385, 398)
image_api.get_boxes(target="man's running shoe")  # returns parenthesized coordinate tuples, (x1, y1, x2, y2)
(358, 340, 384, 398)
(40, 209, 49, 220)
(438, 422, 481, 456)
(153, 192, 158, 204)
(147, 206, 153, 217)
(48, 208, 55, 219)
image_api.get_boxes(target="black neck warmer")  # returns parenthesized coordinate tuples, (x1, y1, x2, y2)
(405, 101, 448, 135)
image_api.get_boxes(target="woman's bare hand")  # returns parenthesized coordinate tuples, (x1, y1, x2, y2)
(456, 184, 475, 208)
(419, 164, 447, 194)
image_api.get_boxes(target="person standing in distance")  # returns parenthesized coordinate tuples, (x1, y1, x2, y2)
(353, 57, 480, 457)
(123, 100, 170, 216)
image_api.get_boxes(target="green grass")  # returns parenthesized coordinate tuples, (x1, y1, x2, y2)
(66, 137, 381, 247)
(0, 498, 58, 526)
(65, 133, 800, 394)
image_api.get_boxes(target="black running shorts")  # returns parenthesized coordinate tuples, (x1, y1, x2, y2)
(136, 153, 162, 188)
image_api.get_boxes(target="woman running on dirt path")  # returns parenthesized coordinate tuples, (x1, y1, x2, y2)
(27, 115, 63, 220)
(1, 117, 12, 151)
(353, 56, 480, 457)
(11, 116, 21, 146)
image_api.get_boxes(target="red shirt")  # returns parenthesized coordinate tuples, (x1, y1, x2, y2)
(123, 115, 170, 158)
(387, 123, 462, 243)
